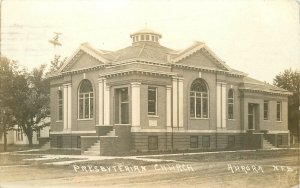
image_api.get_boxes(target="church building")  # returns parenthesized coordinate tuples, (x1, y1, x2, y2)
(49, 29, 291, 155)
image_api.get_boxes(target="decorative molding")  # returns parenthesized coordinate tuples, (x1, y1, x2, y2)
(50, 131, 96, 134)
(239, 88, 292, 96)
(130, 128, 247, 133)
(101, 68, 179, 78)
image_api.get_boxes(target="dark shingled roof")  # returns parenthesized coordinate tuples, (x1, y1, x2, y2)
(105, 42, 176, 63)
(242, 76, 289, 93)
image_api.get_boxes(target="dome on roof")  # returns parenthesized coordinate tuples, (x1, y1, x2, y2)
(130, 28, 162, 37)
(130, 28, 162, 45)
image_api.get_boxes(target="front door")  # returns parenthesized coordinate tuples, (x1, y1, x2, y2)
(248, 104, 255, 130)
(115, 88, 129, 124)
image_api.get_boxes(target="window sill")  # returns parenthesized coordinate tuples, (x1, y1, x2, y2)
(114, 124, 130, 126)
(190, 118, 209, 120)
(148, 115, 159, 118)
(77, 118, 93, 121)
(276, 121, 283, 123)
(228, 119, 235, 121)
(56, 120, 63, 123)
(263, 119, 270, 121)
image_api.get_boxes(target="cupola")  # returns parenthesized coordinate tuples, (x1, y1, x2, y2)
(130, 28, 162, 45)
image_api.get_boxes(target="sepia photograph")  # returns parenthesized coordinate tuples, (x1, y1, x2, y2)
(0, 0, 299, 187)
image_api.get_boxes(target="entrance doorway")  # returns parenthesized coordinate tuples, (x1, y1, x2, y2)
(248, 103, 259, 130)
(114, 88, 129, 124)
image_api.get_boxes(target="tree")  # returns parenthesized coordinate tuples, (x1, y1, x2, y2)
(49, 55, 66, 73)
(273, 69, 300, 139)
(0, 56, 17, 151)
(11, 65, 50, 147)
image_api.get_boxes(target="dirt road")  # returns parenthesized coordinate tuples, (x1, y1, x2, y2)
(0, 153, 299, 188)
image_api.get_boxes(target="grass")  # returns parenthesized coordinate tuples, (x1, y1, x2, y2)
(0, 144, 40, 153)
(146, 148, 300, 162)
(72, 158, 173, 168)
(21, 148, 81, 155)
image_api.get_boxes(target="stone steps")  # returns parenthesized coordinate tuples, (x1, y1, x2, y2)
(263, 138, 275, 149)
(83, 140, 101, 156)
(82, 129, 116, 156)
(106, 129, 115, 136)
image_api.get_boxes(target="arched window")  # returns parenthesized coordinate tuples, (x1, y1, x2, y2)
(78, 79, 94, 119)
(190, 79, 209, 118)
(57, 90, 63, 121)
(228, 89, 234, 119)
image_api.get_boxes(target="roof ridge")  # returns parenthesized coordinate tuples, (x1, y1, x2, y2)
(138, 43, 146, 57)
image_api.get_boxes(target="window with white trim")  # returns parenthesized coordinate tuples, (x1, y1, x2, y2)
(148, 87, 157, 115)
(276, 101, 282, 121)
(78, 79, 94, 119)
(57, 90, 63, 121)
(190, 79, 209, 118)
(228, 89, 234, 119)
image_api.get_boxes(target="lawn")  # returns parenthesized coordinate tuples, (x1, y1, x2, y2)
(0, 144, 40, 153)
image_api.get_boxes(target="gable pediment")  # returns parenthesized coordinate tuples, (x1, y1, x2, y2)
(172, 42, 230, 71)
(63, 51, 104, 72)
(59, 43, 109, 73)
(177, 50, 222, 70)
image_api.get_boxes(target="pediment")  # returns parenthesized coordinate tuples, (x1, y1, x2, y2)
(63, 52, 104, 72)
(172, 42, 230, 71)
(59, 43, 109, 73)
(178, 50, 222, 70)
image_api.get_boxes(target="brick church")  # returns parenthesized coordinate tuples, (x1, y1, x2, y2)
(49, 29, 291, 155)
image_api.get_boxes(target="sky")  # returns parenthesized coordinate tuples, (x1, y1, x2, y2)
(2, 0, 299, 83)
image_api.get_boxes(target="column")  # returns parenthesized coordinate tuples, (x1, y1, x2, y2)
(131, 82, 141, 127)
(221, 83, 227, 128)
(98, 78, 103, 125)
(217, 82, 227, 129)
(216, 83, 222, 128)
(103, 79, 110, 125)
(166, 85, 172, 128)
(172, 78, 178, 128)
(63, 84, 68, 130)
(178, 78, 184, 128)
(67, 84, 72, 130)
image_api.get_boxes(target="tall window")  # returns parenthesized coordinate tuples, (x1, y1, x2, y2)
(264, 100, 269, 120)
(276, 101, 282, 121)
(16, 128, 23, 141)
(78, 79, 94, 119)
(57, 90, 63, 121)
(148, 87, 157, 115)
(190, 79, 209, 118)
(228, 89, 234, 119)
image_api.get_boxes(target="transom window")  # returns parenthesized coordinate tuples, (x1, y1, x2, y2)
(57, 90, 63, 121)
(78, 79, 94, 119)
(190, 79, 209, 118)
(228, 89, 234, 119)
